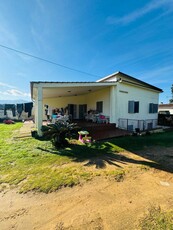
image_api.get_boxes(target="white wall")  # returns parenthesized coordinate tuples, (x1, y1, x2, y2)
(116, 82, 160, 129)
(117, 83, 159, 118)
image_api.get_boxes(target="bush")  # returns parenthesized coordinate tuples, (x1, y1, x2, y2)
(41, 121, 80, 148)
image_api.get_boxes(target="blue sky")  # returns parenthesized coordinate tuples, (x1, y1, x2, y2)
(0, 0, 173, 103)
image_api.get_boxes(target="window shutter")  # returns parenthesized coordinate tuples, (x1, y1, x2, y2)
(135, 101, 139, 113)
(153, 104, 158, 113)
(149, 103, 158, 113)
(149, 103, 153, 113)
(128, 101, 134, 113)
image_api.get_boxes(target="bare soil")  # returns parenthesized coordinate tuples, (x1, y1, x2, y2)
(0, 146, 173, 230)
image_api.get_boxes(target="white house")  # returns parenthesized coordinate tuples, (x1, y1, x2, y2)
(30, 71, 163, 136)
(158, 104, 173, 115)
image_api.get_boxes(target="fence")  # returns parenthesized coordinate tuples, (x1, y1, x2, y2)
(118, 118, 158, 131)
(158, 114, 173, 126)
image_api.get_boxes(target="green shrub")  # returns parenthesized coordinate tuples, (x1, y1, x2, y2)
(41, 121, 80, 148)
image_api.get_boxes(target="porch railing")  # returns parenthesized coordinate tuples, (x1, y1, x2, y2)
(118, 118, 158, 131)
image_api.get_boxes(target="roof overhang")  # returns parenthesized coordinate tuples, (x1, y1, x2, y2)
(30, 81, 117, 100)
(97, 71, 163, 93)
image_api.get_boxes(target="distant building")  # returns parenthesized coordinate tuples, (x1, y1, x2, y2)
(158, 104, 173, 115)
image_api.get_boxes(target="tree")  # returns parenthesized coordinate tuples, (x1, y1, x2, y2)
(169, 84, 173, 103)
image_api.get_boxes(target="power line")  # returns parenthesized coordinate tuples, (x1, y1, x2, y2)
(0, 44, 100, 78)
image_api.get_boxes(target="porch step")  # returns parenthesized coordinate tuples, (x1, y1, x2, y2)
(84, 123, 116, 132)
(77, 121, 129, 141)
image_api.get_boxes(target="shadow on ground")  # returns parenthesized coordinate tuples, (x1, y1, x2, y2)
(37, 137, 173, 173)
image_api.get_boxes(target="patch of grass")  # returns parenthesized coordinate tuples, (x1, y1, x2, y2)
(110, 130, 173, 151)
(19, 166, 93, 193)
(105, 170, 125, 182)
(1, 124, 173, 193)
(0, 123, 125, 193)
(139, 206, 173, 230)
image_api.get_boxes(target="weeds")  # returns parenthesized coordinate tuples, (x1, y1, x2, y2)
(139, 206, 173, 230)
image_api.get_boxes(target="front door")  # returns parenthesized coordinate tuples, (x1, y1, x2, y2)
(68, 104, 78, 120)
(79, 104, 87, 119)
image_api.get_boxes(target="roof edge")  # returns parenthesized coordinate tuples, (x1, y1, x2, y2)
(97, 71, 163, 93)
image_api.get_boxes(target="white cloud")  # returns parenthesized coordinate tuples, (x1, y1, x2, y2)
(135, 65, 173, 86)
(0, 89, 31, 100)
(6, 89, 30, 97)
(107, 0, 173, 25)
(0, 82, 16, 89)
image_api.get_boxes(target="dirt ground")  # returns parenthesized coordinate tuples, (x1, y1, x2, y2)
(0, 146, 173, 230)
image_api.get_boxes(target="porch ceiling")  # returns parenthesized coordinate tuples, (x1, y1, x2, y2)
(31, 82, 117, 99)
(42, 86, 108, 98)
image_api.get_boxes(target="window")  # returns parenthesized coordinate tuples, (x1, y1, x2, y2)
(96, 101, 103, 113)
(149, 103, 158, 113)
(128, 101, 139, 113)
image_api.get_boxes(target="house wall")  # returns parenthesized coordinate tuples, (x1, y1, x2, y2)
(116, 82, 159, 130)
(86, 87, 110, 116)
(43, 95, 86, 108)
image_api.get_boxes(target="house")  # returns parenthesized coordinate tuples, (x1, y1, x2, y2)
(30, 71, 163, 136)
(158, 103, 173, 115)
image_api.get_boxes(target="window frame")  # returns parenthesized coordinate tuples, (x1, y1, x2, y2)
(149, 103, 158, 113)
(128, 100, 139, 113)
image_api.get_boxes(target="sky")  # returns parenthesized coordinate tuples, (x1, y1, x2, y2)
(0, 0, 173, 103)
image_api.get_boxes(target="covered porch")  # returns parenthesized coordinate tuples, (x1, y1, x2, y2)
(31, 81, 118, 136)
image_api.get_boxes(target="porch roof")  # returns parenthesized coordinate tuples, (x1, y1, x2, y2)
(30, 81, 117, 100)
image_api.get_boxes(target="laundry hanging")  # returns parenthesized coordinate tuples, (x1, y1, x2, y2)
(4, 104, 16, 117)
(24, 102, 33, 117)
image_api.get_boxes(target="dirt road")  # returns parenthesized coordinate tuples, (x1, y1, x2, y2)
(0, 148, 173, 230)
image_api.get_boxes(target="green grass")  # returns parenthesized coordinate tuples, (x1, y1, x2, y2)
(110, 130, 173, 151)
(139, 206, 173, 230)
(1, 123, 173, 193)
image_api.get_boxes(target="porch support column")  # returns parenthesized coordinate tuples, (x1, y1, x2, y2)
(35, 85, 43, 136)
(110, 86, 116, 124)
